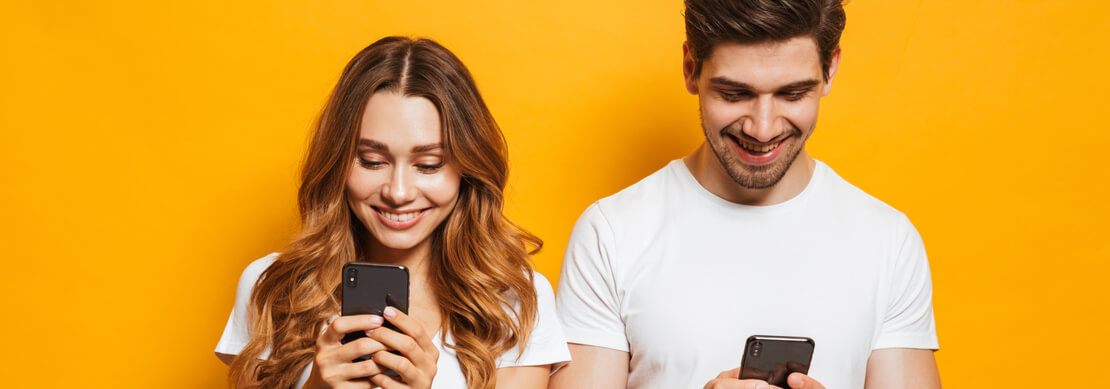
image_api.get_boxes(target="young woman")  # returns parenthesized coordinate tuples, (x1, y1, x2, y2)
(215, 37, 570, 389)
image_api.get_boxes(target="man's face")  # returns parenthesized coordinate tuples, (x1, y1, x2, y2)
(683, 36, 838, 189)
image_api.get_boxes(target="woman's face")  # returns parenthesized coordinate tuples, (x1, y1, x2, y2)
(346, 91, 461, 253)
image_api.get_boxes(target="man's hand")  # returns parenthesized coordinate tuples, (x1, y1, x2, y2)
(704, 368, 825, 389)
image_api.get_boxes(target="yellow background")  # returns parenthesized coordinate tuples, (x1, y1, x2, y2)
(2, 0, 1107, 387)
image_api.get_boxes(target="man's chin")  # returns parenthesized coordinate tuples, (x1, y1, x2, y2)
(723, 151, 798, 189)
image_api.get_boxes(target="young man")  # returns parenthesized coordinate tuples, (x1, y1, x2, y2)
(550, 1, 941, 388)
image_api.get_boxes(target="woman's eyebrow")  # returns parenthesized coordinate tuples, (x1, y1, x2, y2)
(358, 138, 388, 151)
(357, 139, 441, 153)
(411, 143, 442, 153)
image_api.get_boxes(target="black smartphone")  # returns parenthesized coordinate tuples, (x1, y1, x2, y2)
(340, 262, 409, 362)
(739, 335, 815, 386)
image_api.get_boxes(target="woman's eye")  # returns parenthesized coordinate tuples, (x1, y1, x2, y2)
(416, 163, 444, 173)
(358, 158, 386, 169)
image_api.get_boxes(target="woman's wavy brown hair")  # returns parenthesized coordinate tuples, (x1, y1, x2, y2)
(228, 36, 541, 389)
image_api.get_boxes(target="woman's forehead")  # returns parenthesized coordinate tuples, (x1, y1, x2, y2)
(359, 91, 443, 152)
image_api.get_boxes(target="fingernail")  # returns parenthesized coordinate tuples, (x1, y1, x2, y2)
(369, 315, 383, 325)
(384, 306, 397, 318)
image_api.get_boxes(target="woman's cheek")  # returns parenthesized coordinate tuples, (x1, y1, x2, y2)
(346, 169, 382, 199)
(419, 171, 461, 205)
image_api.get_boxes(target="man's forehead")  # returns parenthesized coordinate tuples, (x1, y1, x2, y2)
(702, 36, 823, 88)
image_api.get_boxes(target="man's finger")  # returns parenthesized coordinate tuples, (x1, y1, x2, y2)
(716, 368, 741, 379)
(787, 373, 824, 389)
(703, 378, 778, 389)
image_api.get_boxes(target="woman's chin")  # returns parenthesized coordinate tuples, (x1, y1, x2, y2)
(370, 233, 430, 252)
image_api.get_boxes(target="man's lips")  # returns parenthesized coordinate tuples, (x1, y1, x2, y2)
(726, 133, 790, 165)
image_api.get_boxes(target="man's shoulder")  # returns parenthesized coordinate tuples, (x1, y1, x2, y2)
(817, 162, 914, 229)
(591, 160, 684, 223)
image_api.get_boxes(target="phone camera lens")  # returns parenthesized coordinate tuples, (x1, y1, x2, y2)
(751, 341, 762, 357)
(346, 268, 358, 287)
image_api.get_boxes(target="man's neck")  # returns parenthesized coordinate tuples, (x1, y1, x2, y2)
(683, 142, 816, 206)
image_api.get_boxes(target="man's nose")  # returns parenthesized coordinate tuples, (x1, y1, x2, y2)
(741, 95, 781, 143)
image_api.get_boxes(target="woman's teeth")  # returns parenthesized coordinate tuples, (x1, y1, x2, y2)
(738, 139, 780, 154)
(380, 210, 421, 222)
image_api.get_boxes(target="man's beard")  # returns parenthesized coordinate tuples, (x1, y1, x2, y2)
(703, 119, 806, 189)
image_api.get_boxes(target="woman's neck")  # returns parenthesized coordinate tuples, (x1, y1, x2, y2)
(366, 238, 433, 289)
(365, 238, 442, 334)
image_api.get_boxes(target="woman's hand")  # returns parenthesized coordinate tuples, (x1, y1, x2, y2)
(364, 307, 440, 389)
(304, 314, 388, 389)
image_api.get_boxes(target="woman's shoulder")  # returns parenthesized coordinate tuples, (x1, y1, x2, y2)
(216, 252, 281, 358)
(501, 270, 556, 305)
(529, 270, 555, 299)
(494, 269, 572, 367)
(234, 252, 280, 292)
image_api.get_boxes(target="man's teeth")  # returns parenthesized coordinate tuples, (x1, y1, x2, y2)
(739, 140, 780, 154)
(381, 210, 420, 222)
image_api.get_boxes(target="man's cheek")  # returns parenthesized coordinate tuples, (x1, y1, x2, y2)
(704, 108, 741, 131)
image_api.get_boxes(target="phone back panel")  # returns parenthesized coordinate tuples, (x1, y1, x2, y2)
(739, 335, 815, 386)
(340, 263, 409, 351)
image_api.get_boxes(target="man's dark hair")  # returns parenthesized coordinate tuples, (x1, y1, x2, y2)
(684, 0, 846, 80)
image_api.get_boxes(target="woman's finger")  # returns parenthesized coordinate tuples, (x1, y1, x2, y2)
(335, 336, 388, 363)
(342, 357, 385, 379)
(372, 350, 422, 388)
(369, 372, 408, 389)
(383, 306, 436, 351)
(368, 326, 422, 362)
(318, 314, 384, 347)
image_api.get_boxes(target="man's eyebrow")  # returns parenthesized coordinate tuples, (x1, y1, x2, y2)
(780, 79, 820, 90)
(709, 77, 821, 91)
(709, 77, 754, 90)
(358, 138, 388, 151)
(411, 143, 442, 153)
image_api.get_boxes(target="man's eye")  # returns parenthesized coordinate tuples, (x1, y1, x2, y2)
(780, 91, 807, 101)
(358, 158, 386, 169)
(721, 91, 754, 102)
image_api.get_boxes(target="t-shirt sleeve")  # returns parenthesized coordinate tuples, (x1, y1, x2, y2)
(555, 203, 629, 352)
(496, 272, 572, 370)
(215, 254, 277, 357)
(873, 215, 939, 350)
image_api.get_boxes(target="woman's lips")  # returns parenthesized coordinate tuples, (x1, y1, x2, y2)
(373, 207, 428, 230)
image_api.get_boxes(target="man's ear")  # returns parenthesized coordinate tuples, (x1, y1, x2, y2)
(821, 47, 841, 96)
(682, 41, 699, 95)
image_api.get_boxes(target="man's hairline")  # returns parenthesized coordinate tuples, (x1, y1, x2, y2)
(690, 34, 832, 79)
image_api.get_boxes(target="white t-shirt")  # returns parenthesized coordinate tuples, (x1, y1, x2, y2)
(556, 160, 938, 388)
(216, 253, 572, 389)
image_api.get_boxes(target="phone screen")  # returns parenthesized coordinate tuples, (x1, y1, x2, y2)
(739, 335, 815, 386)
